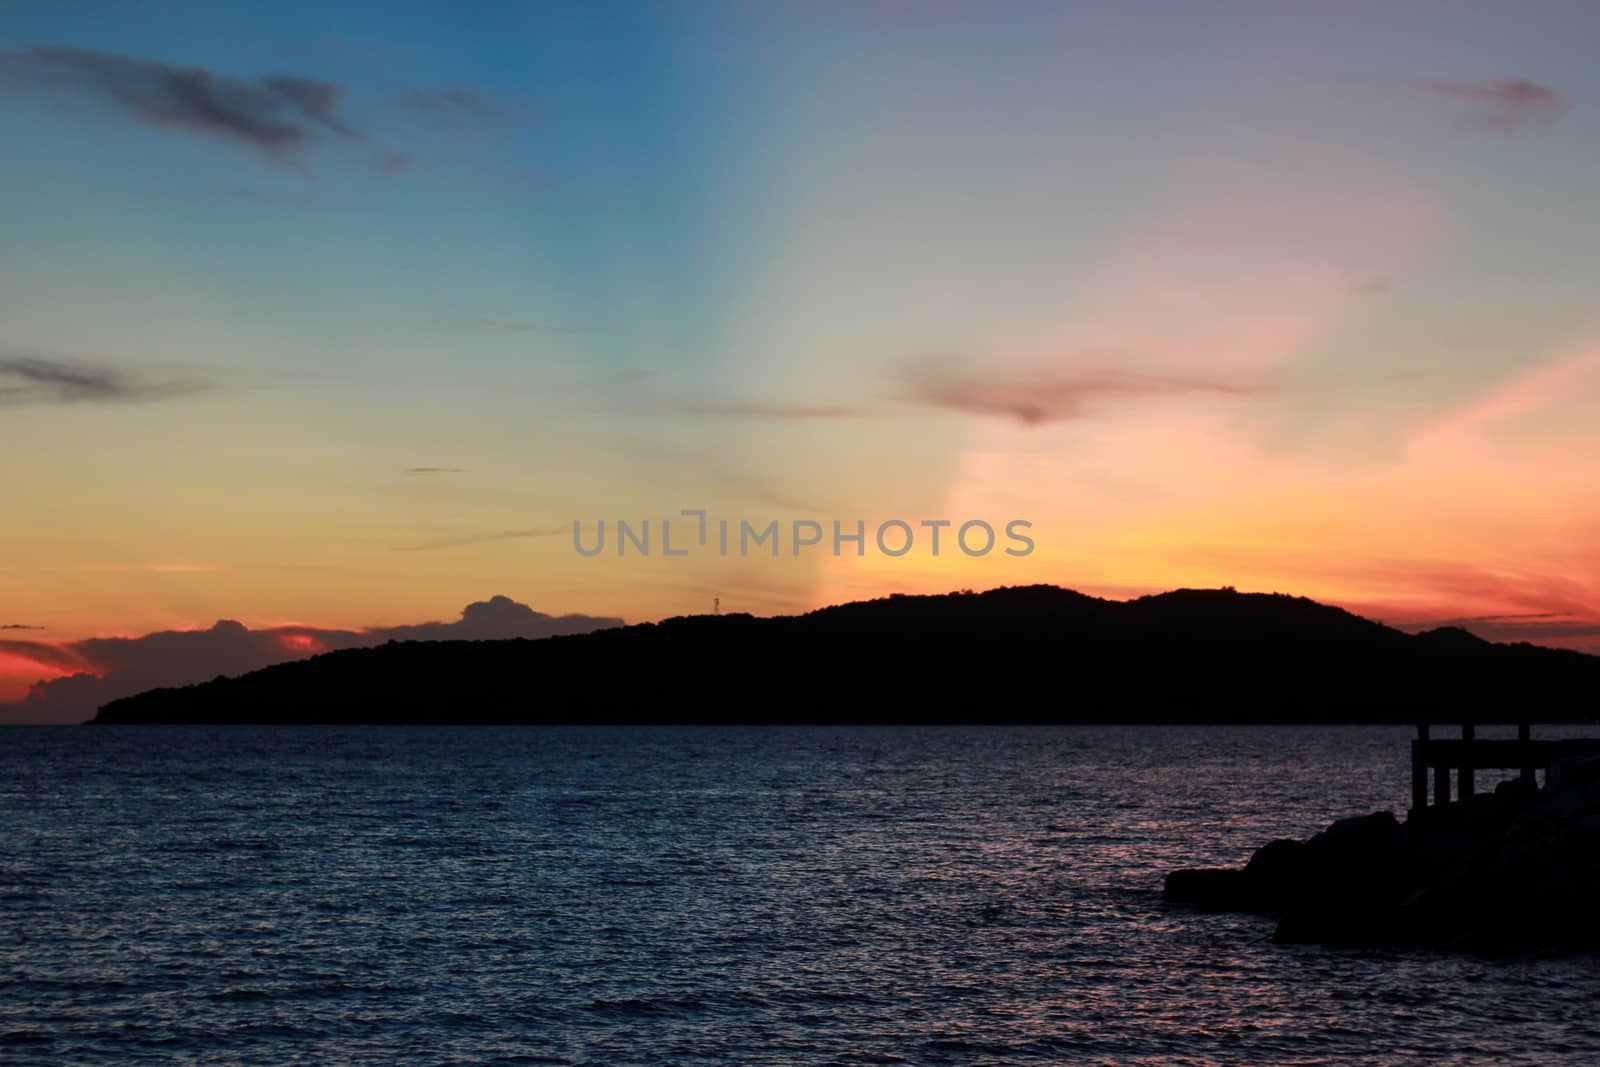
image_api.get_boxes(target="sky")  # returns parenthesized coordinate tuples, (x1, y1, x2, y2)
(4, 1, 1600, 712)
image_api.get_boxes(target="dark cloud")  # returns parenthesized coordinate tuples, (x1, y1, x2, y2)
(0, 640, 87, 674)
(0, 596, 623, 724)
(0, 357, 133, 402)
(1353, 565, 1600, 653)
(1398, 613, 1600, 649)
(1405, 77, 1570, 135)
(1, 624, 44, 631)
(395, 527, 566, 552)
(261, 74, 351, 135)
(0, 46, 363, 165)
(0, 43, 521, 172)
(371, 595, 613, 641)
(0, 356, 206, 407)
(900, 362, 1266, 425)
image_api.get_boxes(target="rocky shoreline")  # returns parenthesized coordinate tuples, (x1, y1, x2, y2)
(1165, 753, 1600, 954)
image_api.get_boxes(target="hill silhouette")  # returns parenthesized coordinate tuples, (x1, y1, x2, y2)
(91, 585, 1600, 725)
(4, 594, 622, 724)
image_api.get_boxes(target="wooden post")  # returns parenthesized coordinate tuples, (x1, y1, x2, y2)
(1520, 722, 1535, 784)
(1413, 724, 1430, 810)
(1460, 723, 1475, 799)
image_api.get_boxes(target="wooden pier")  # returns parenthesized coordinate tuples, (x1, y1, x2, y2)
(1411, 723, 1600, 810)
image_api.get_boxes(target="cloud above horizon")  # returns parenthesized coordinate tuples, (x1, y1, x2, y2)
(675, 400, 868, 420)
(390, 86, 523, 126)
(0, 356, 207, 407)
(617, 360, 1266, 427)
(0, 595, 624, 724)
(1396, 612, 1600, 648)
(901, 361, 1267, 425)
(1405, 77, 1570, 135)
(395, 527, 566, 551)
(0, 45, 488, 171)
(0, 46, 359, 166)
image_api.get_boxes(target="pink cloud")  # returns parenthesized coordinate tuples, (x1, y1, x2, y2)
(1406, 77, 1570, 136)
(1412, 346, 1600, 451)
(0, 596, 623, 724)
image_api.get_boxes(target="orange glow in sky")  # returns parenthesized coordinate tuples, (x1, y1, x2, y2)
(4, 4, 1599, 716)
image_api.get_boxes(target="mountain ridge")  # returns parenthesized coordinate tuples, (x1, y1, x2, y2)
(91, 585, 1600, 725)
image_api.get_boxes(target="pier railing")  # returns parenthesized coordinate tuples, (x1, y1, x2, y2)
(1411, 723, 1600, 810)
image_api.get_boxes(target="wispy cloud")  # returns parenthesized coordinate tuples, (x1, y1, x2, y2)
(602, 388, 868, 421)
(676, 400, 867, 419)
(1332, 559, 1600, 652)
(450, 319, 594, 335)
(394, 527, 566, 552)
(1396, 612, 1600, 649)
(389, 86, 530, 139)
(0, 356, 208, 407)
(0, 46, 364, 167)
(404, 467, 466, 475)
(1404, 77, 1570, 135)
(900, 361, 1267, 425)
(0, 624, 43, 631)
(0, 640, 87, 674)
(0, 46, 478, 171)
(602, 360, 1264, 426)
(1412, 346, 1600, 450)
(392, 86, 506, 118)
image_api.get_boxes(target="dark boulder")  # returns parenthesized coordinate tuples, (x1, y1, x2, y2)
(1166, 777, 1600, 953)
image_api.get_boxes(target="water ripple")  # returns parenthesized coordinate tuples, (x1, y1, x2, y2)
(3, 724, 1599, 1065)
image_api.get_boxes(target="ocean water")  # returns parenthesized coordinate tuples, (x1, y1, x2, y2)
(4, 725, 1599, 1066)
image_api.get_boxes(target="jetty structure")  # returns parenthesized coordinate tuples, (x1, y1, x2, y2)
(1168, 720, 1600, 952)
(1411, 721, 1600, 811)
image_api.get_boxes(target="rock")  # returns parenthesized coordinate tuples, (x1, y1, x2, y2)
(1165, 772, 1600, 954)
(1240, 838, 1307, 906)
(1272, 816, 1408, 946)
(1547, 752, 1600, 794)
(1305, 811, 1402, 862)
(1494, 775, 1539, 804)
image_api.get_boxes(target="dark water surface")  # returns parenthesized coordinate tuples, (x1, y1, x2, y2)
(4, 725, 1599, 1065)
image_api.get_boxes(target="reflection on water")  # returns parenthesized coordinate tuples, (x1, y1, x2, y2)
(4, 725, 1599, 1065)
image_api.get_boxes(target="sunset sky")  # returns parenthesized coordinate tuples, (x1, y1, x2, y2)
(5, 2, 1600, 709)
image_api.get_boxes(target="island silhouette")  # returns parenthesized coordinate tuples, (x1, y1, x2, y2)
(92, 585, 1600, 724)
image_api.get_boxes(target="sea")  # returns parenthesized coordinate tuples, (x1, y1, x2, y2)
(4, 725, 1599, 1065)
